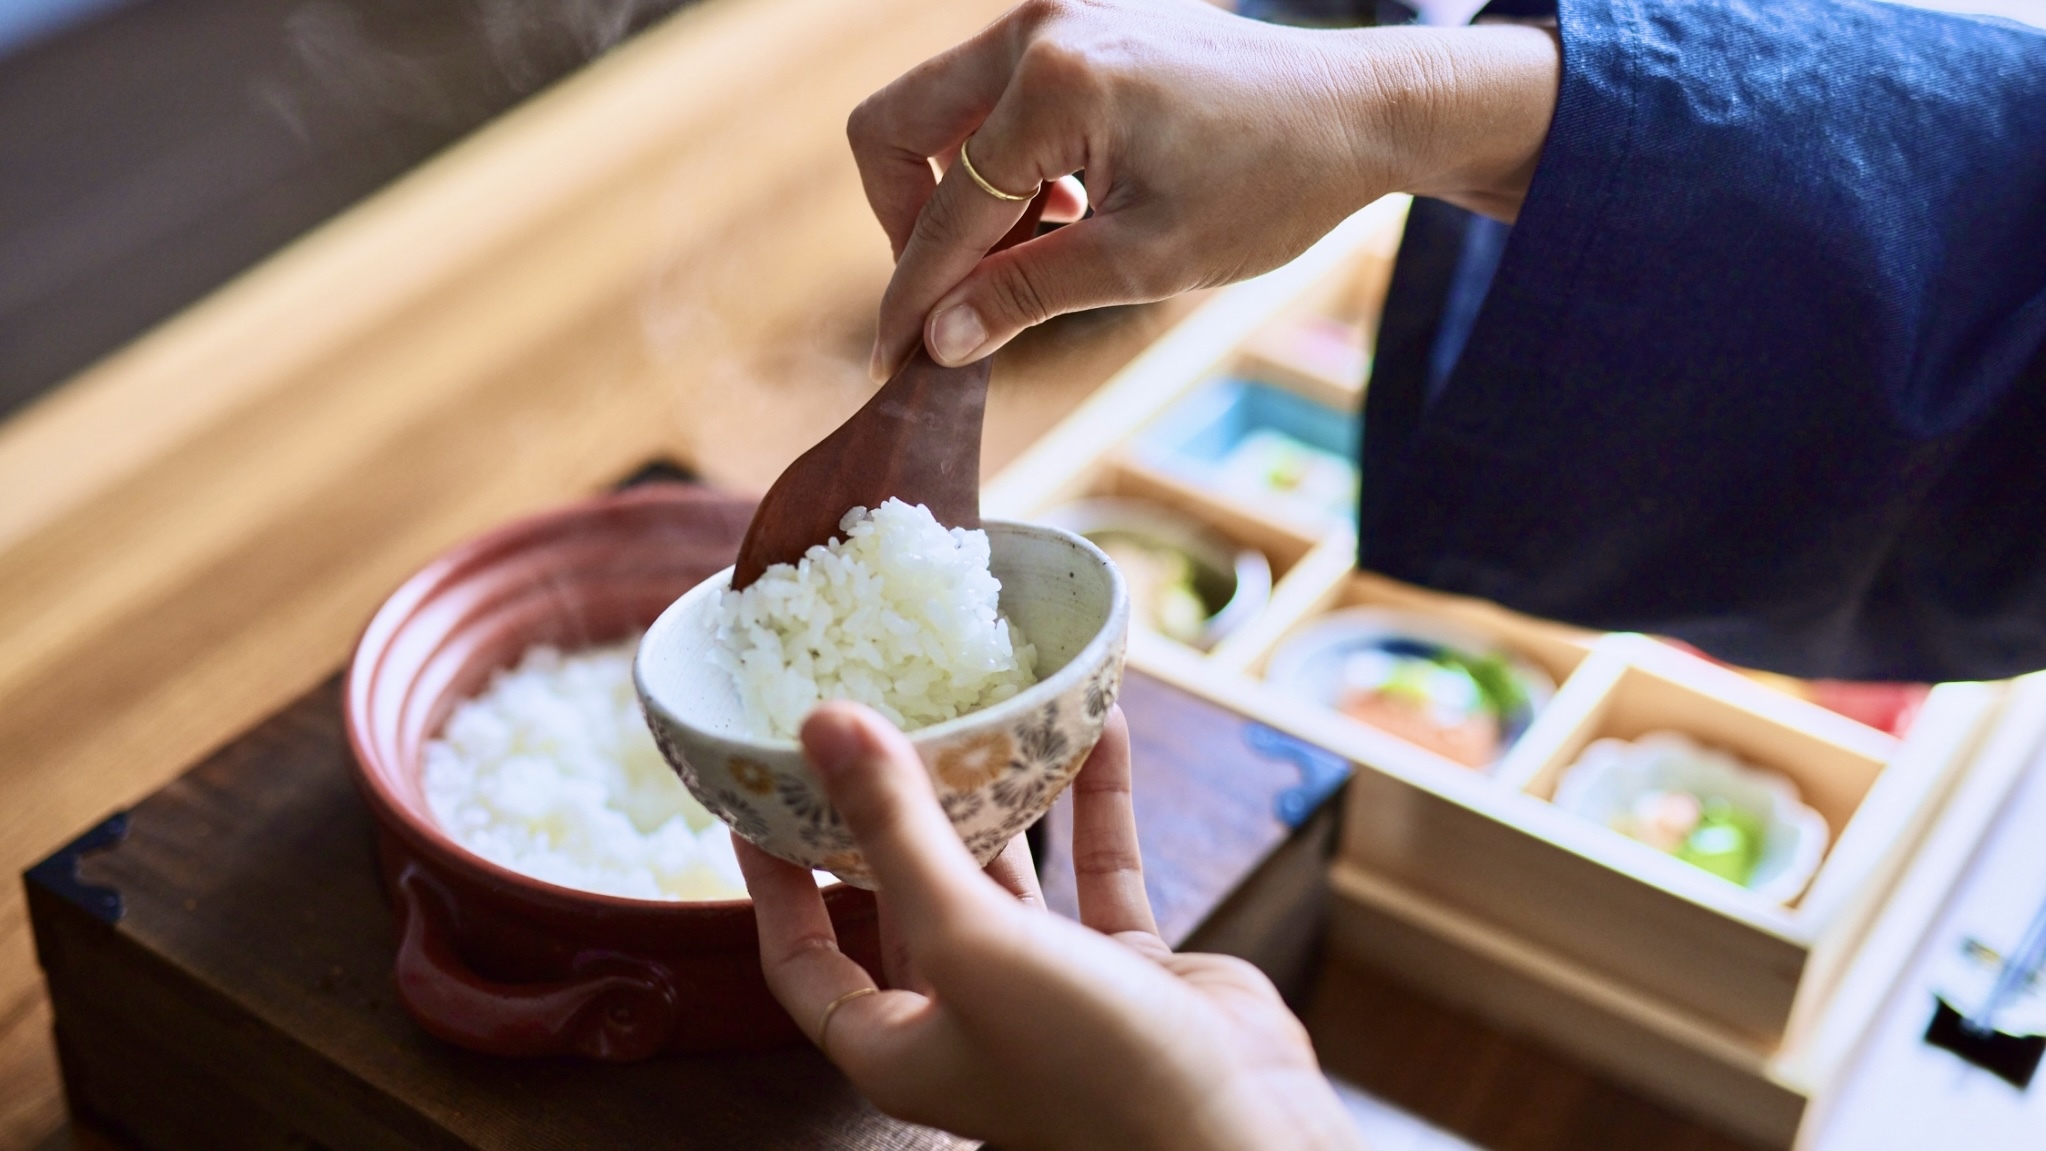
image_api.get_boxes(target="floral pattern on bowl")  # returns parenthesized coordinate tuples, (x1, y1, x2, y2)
(637, 521, 1129, 888)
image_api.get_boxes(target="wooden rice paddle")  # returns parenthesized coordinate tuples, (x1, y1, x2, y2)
(730, 191, 1050, 589)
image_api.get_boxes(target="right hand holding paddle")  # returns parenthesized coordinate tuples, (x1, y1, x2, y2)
(851, 0, 1561, 381)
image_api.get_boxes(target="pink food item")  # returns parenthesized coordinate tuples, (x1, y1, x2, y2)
(1806, 680, 1929, 737)
(1338, 688, 1500, 769)
(1630, 789, 1705, 853)
(1654, 638, 1928, 737)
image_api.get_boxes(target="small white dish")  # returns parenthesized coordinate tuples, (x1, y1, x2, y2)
(1035, 498, 1271, 650)
(1265, 608, 1555, 769)
(1553, 731, 1831, 904)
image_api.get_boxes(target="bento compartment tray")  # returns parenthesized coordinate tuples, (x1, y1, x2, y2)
(1336, 634, 1997, 1043)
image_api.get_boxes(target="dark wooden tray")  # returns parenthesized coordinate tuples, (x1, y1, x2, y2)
(25, 483, 1344, 1149)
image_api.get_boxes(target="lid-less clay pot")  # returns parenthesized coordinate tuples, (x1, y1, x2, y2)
(344, 485, 879, 1059)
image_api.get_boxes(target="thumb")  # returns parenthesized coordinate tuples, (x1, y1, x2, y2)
(922, 215, 1159, 368)
(800, 703, 992, 936)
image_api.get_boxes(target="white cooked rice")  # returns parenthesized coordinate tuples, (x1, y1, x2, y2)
(714, 498, 1038, 740)
(422, 637, 758, 901)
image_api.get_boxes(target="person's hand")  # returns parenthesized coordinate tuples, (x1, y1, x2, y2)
(735, 702, 1364, 1151)
(850, 0, 1560, 380)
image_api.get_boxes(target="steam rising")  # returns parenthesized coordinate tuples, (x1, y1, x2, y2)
(255, 0, 673, 145)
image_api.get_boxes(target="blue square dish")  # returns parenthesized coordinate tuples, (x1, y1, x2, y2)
(1132, 378, 1360, 527)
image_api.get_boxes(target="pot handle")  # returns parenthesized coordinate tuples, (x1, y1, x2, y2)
(390, 863, 678, 1061)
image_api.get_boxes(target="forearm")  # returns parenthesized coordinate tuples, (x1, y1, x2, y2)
(852, 0, 1564, 374)
(1166, 1067, 1368, 1151)
(1319, 23, 1563, 224)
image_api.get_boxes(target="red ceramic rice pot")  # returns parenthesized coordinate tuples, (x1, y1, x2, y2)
(345, 485, 880, 1060)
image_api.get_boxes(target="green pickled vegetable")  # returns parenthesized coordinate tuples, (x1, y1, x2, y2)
(1676, 799, 1764, 886)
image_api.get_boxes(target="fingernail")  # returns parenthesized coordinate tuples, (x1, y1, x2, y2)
(802, 708, 865, 780)
(929, 304, 986, 365)
(867, 340, 890, 383)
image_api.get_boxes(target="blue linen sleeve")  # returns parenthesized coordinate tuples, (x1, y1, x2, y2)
(1357, 0, 2046, 681)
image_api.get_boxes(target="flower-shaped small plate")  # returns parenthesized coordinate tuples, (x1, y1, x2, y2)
(1553, 731, 1832, 904)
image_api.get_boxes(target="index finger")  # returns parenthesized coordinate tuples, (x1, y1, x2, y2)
(846, 13, 1020, 257)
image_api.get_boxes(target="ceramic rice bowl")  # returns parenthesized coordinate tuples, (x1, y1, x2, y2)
(636, 520, 1129, 888)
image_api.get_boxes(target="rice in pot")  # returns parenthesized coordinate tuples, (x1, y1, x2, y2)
(714, 498, 1038, 740)
(423, 637, 760, 901)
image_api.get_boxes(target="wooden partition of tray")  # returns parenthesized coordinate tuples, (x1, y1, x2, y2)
(984, 197, 2046, 1150)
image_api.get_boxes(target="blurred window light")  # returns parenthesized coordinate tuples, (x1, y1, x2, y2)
(0, 0, 132, 58)
(1890, 0, 2046, 27)
(1239, 0, 2043, 28)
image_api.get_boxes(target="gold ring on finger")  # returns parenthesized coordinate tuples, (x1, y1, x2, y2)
(815, 985, 879, 1054)
(959, 139, 1038, 202)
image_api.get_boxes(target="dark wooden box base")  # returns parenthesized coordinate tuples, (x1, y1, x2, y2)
(27, 661, 1335, 1150)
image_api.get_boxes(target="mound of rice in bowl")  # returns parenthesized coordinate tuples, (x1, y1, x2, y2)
(714, 498, 1038, 740)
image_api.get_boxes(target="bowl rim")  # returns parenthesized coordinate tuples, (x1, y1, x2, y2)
(636, 518, 1131, 753)
(344, 486, 796, 915)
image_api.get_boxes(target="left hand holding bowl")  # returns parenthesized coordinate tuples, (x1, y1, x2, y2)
(736, 702, 1366, 1151)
